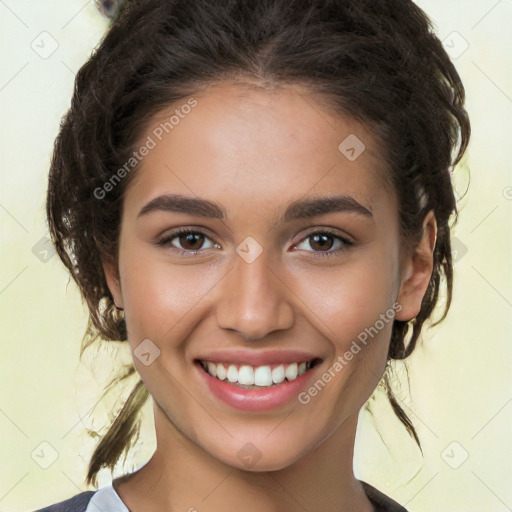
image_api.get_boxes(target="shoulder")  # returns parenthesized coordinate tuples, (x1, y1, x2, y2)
(361, 481, 409, 512)
(34, 491, 96, 512)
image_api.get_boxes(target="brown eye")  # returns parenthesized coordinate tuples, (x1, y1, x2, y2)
(178, 232, 205, 251)
(156, 229, 218, 254)
(295, 230, 353, 258)
(309, 233, 335, 252)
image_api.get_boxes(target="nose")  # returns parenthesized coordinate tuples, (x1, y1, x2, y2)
(214, 250, 294, 341)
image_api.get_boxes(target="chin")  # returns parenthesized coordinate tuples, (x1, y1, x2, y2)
(201, 433, 316, 473)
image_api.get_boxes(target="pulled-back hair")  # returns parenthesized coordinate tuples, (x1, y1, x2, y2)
(46, 0, 470, 486)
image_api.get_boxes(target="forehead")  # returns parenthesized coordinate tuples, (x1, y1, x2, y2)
(124, 81, 393, 220)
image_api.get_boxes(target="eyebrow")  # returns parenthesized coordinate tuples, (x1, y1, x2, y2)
(137, 193, 373, 221)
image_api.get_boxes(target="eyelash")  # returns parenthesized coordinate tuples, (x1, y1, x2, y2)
(156, 227, 354, 258)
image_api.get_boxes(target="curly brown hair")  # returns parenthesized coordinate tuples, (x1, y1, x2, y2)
(46, 0, 470, 487)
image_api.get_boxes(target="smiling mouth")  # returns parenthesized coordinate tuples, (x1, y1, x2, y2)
(197, 358, 322, 389)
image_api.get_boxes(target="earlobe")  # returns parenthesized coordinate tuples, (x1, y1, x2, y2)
(395, 210, 437, 322)
(102, 258, 124, 309)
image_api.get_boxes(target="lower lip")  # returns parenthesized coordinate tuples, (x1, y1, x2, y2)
(195, 361, 319, 412)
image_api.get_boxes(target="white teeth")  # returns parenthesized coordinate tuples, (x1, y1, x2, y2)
(201, 360, 316, 387)
(271, 364, 285, 384)
(207, 361, 217, 378)
(216, 363, 227, 380)
(238, 365, 254, 385)
(227, 364, 238, 383)
(285, 362, 298, 381)
(254, 365, 272, 386)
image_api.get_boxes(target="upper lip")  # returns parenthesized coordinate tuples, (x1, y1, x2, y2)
(195, 349, 323, 367)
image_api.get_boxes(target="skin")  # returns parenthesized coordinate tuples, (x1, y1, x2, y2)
(103, 81, 437, 512)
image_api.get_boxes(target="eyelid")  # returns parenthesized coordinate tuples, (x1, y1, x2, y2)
(296, 226, 355, 245)
(156, 226, 355, 257)
(154, 228, 217, 259)
(292, 227, 354, 258)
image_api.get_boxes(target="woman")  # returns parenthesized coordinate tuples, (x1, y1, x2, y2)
(37, 0, 470, 510)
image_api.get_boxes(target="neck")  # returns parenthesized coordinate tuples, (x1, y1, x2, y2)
(113, 406, 373, 512)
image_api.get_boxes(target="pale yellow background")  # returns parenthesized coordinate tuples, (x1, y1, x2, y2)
(0, 1, 511, 511)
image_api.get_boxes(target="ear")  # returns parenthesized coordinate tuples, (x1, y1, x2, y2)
(395, 210, 437, 322)
(102, 258, 124, 309)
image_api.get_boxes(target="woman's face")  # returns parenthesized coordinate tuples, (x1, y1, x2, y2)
(105, 81, 429, 471)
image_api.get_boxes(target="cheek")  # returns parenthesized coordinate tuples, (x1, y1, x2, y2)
(293, 249, 400, 352)
(118, 243, 220, 348)
(291, 258, 398, 423)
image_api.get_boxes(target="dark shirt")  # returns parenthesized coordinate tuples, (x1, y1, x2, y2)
(362, 481, 408, 511)
(36, 481, 408, 512)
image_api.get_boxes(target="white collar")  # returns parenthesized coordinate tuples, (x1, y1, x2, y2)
(86, 484, 130, 512)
